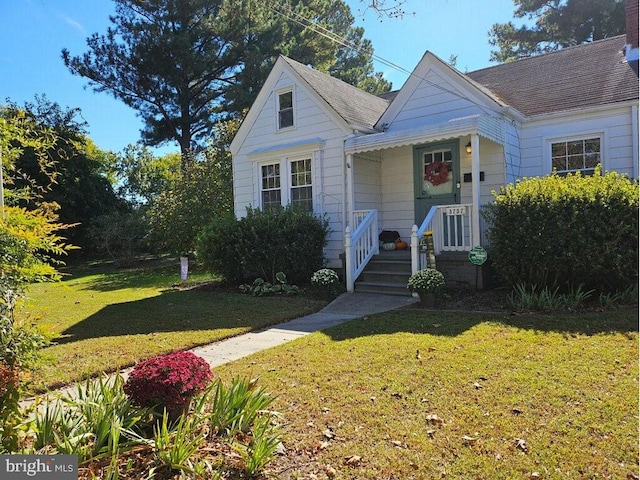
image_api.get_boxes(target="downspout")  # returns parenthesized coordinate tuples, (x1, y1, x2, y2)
(471, 134, 481, 247)
(632, 105, 639, 179)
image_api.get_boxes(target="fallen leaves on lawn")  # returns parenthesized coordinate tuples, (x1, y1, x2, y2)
(344, 455, 362, 465)
(462, 434, 478, 445)
(515, 438, 528, 453)
(426, 413, 445, 427)
(324, 464, 337, 478)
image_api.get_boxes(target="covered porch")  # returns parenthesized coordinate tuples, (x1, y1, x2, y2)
(342, 114, 506, 292)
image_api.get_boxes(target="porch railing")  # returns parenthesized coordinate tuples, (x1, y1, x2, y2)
(352, 210, 370, 229)
(411, 204, 473, 272)
(345, 209, 379, 292)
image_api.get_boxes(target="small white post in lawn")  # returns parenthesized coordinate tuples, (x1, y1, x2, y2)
(180, 256, 189, 280)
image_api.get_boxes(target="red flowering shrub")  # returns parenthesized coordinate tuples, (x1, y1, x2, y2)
(0, 361, 18, 399)
(124, 351, 213, 413)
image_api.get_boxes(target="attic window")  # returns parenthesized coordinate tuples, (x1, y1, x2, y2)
(278, 90, 294, 129)
(551, 137, 600, 174)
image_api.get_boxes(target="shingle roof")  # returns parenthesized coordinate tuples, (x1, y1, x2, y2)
(282, 36, 638, 126)
(466, 35, 639, 116)
(281, 56, 389, 130)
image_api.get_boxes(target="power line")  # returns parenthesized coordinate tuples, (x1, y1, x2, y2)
(267, 1, 495, 110)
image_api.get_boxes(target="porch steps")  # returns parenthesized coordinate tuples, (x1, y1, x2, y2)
(354, 250, 413, 296)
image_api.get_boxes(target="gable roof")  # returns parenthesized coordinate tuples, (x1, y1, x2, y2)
(466, 35, 638, 116)
(281, 56, 390, 131)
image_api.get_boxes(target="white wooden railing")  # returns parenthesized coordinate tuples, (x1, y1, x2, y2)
(352, 210, 370, 229)
(411, 204, 473, 272)
(345, 209, 379, 292)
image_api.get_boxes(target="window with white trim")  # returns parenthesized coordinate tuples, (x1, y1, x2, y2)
(259, 157, 313, 212)
(277, 90, 294, 129)
(261, 163, 281, 211)
(551, 137, 601, 174)
(290, 158, 313, 211)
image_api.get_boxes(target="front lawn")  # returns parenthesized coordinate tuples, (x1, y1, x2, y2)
(19, 260, 326, 392)
(214, 307, 638, 479)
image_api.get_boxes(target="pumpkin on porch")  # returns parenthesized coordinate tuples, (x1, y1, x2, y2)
(382, 242, 396, 251)
(395, 240, 408, 250)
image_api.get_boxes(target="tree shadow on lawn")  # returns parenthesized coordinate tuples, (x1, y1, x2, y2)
(59, 257, 217, 292)
(322, 306, 639, 341)
(54, 289, 318, 345)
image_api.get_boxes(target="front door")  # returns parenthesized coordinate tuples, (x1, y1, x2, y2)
(413, 140, 460, 224)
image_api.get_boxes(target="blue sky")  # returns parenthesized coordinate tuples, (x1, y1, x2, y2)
(0, 0, 520, 155)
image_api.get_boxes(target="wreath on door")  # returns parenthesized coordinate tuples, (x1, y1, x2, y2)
(424, 161, 450, 186)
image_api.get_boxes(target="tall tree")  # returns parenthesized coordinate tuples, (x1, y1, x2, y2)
(114, 145, 181, 206)
(489, 0, 626, 62)
(62, 0, 390, 174)
(2, 97, 124, 252)
(146, 116, 237, 256)
(0, 104, 75, 451)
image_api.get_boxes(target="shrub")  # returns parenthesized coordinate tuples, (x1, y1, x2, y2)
(124, 351, 213, 415)
(311, 268, 339, 288)
(0, 362, 17, 399)
(88, 209, 149, 266)
(407, 268, 445, 295)
(483, 167, 639, 293)
(197, 206, 330, 285)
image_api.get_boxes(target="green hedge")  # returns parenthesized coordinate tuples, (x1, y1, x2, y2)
(196, 206, 330, 285)
(482, 167, 638, 293)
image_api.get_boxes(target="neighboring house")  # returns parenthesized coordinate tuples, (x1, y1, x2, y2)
(230, 6, 639, 293)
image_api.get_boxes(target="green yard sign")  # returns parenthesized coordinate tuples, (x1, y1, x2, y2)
(468, 246, 488, 266)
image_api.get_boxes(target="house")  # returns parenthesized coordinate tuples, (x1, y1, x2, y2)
(230, 5, 639, 294)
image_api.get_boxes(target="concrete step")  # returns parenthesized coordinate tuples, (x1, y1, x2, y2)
(359, 270, 412, 284)
(354, 280, 413, 296)
(354, 249, 412, 296)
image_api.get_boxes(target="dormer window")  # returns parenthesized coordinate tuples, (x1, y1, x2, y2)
(277, 90, 294, 129)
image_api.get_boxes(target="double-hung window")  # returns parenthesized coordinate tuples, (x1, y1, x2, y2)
(551, 136, 601, 174)
(277, 90, 294, 129)
(259, 157, 313, 212)
(290, 158, 313, 211)
(261, 163, 281, 211)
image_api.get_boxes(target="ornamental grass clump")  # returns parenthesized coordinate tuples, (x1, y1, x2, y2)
(407, 268, 445, 296)
(124, 351, 213, 416)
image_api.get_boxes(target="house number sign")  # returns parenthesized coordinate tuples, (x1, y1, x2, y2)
(468, 245, 488, 266)
(446, 206, 466, 216)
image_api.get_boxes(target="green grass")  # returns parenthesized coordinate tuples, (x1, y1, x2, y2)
(19, 260, 326, 392)
(213, 308, 639, 479)
(20, 262, 639, 478)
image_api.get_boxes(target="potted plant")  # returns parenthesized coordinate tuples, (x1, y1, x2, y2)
(407, 268, 445, 306)
(310, 268, 341, 299)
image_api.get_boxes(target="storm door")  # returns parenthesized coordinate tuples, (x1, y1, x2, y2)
(413, 140, 460, 224)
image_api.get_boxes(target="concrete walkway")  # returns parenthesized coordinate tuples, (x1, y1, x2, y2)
(23, 292, 417, 405)
(191, 292, 418, 367)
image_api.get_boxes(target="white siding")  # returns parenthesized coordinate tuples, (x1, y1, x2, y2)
(458, 138, 505, 206)
(520, 106, 636, 178)
(387, 70, 488, 131)
(232, 71, 350, 269)
(378, 146, 415, 241)
(353, 155, 382, 214)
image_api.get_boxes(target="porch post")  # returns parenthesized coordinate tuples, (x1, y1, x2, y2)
(345, 225, 354, 292)
(410, 224, 419, 274)
(346, 153, 355, 227)
(471, 134, 481, 247)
